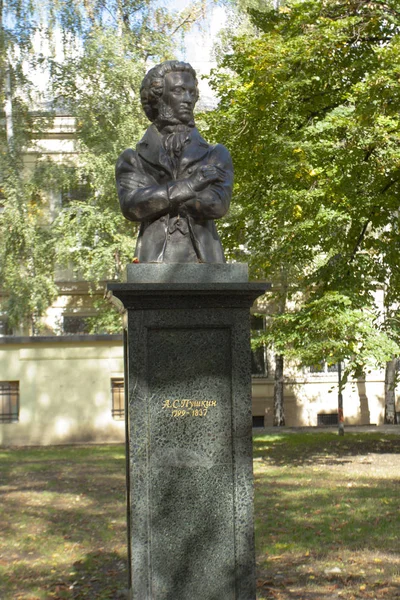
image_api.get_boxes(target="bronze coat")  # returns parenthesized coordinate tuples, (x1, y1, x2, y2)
(115, 125, 233, 263)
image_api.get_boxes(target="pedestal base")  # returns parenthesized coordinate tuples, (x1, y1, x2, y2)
(108, 266, 267, 600)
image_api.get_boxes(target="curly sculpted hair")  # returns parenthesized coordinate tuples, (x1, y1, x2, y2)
(140, 60, 199, 122)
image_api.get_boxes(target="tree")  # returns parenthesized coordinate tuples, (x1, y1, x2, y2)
(0, 0, 60, 333)
(0, 0, 205, 333)
(384, 359, 399, 425)
(207, 0, 400, 423)
(46, 0, 206, 332)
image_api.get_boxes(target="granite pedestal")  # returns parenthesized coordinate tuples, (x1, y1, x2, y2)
(107, 264, 268, 600)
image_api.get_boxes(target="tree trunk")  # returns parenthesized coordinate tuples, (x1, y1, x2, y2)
(5, 62, 14, 147)
(0, 0, 5, 115)
(273, 353, 285, 426)
(384, 359, 398, 424)
(272, 266, 288, 427)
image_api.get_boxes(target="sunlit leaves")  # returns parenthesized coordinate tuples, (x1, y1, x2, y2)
(207, 0, 400, 373)
(1, 0, 203, 332)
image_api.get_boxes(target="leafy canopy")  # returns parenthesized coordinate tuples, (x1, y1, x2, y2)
(0, 0, 206, 332)
(207, 0, 400, 372)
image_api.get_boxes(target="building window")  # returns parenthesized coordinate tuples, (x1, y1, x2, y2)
(0, 382, 19, 423)
(0, 318, 11, 336)
(61, 171, 91, 206)
(309, 362, 341, 375)
(317, 413, 339, 426)
(63, 316, 91, 335)
(111, 378, 125, 420)
(251, 314, 268, 376)
(252, 415, 265, 428)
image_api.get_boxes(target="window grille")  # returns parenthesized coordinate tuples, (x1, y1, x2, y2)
(63, 316, 90, 334)
(317, 413, 339, 426)
(111, 378, 125, 420)
(252, 415, 265, 428)
(0, 382, 19, 423)
(309, 362, 341, 375)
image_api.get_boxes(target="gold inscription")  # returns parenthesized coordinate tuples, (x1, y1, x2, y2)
(162, 399, 217, 418)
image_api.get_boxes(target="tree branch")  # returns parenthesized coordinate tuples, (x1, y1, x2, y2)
(349, 172, 400, 262)
(364, 146, 376, 162)
(349, 219, 370, 264)
(170, 10, 202, 37)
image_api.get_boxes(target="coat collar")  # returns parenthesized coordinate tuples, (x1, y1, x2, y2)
(136, 124, 210, 176)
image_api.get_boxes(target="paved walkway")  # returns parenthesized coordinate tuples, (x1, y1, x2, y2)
(254, 424, 400, 435)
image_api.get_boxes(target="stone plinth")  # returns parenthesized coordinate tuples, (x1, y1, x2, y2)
(125, 262, 248, 283)
(107, 265, 268, 600)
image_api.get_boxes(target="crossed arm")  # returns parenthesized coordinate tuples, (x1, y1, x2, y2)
(116, 146, 233, 222)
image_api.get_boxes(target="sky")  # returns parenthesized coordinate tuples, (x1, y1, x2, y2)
(152, 0, 228, 108)
(179, 3, 227, 108)
(28, 0, 227, 109)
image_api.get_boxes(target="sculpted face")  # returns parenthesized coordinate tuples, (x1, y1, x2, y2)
(159, 71, 197, 125)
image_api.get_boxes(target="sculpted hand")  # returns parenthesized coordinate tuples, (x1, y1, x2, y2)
(118, 173, 135, 191)
(186, 165, 225, 192)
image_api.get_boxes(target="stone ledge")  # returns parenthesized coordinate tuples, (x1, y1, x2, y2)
(125, 262, 249, 283)
(107, 281, 269, 311)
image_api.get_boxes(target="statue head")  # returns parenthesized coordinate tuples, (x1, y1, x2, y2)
(140, 60, 199, 128)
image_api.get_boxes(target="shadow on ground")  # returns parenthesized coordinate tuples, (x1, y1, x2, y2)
(253, 432, 400, 465)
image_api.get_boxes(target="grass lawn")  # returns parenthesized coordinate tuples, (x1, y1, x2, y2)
(0, 432, 399, 599)
(254, 432, 400, 599)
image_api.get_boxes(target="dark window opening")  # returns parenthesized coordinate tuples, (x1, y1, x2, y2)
(251, 314, 268, 376)
(111, 378, 125, 420)
(309, 362, 341, 374)
(63, 316, 91, 335)
(0, 382, 19, 423)
(252, 415, 265, 428)
(317, 413, 339, 426)
(251, 315, 264, 330)
(251, 346, 267, 376)
(0, 319, 12, 336)
(61, 173, 91, 206)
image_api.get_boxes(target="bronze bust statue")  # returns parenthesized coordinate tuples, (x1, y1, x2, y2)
(115, 60, 233, 263)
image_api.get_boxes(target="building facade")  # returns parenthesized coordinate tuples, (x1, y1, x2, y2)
(0, 335, 125, 446)
(0, 115, 398, 445)
(0, 331, 395, 446)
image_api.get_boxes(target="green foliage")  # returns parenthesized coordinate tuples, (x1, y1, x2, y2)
(261, 292, 399, 381)
(43, 3, 206, 332)
(47, 25, 161, 332)
(0, 0, 205, 333)
(0, 155, 58, 331)
(48, 25, 150, 304)
(207, 0, 400, 375)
